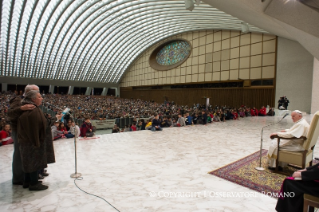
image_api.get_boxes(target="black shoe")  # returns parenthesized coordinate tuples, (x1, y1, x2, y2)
(23, 182, 29, 189)
(268, 166, 275, 170)
(42, 172, 49, 177)
(278, 166, 283, 171)
(29, 182, 48, 191)
(12, 182, 23, 185)
(23, 181, 42, 189)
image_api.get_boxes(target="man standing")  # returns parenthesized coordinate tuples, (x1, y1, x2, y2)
(8, 85, 38, 185)
(284, 96, 290, 110)
(267, 110, 309, 169)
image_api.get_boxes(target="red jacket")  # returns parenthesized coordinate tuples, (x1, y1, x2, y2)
(80, 122, 93, 137)
(259, 108, 266, 115)
(251, 109, 259, 116)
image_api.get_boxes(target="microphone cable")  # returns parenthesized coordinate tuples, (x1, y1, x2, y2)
(73, 177, 120, 212)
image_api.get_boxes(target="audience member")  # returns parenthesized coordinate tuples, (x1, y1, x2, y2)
(0, 123, 14, 146)
(151, 114, 162, 131)
(112, 124, 120, 133)
(80, 118, 94, 137)
(52, 122, 63, 140)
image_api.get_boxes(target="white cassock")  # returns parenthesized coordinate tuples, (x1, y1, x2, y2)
(267, 118, 310, 167)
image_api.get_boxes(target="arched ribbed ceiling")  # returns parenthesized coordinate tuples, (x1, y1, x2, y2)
(0, 0, 267, 83)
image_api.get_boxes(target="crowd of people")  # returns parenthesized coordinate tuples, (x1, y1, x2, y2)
(1, 90, 277, 137)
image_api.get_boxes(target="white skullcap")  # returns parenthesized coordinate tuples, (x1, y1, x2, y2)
(293, 110, 302, 114)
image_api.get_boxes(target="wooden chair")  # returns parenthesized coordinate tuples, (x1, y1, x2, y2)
(303, 194, 319, 212)
(273, 111, 319, 171)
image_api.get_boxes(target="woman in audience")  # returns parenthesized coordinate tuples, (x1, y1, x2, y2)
(0, 123, 14, 146)
(58, 122, 68, 138)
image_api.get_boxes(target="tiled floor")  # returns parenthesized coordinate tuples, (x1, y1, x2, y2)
(0, 114, 316, 212)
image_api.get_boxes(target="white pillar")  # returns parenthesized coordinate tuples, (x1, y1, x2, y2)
(49, 85, 55, 94)
(311, 57, 319, 114)
(1, 83, 7, 92)
(68, 86, 74, 95)
(101, 87, 108, 96)
(85, 87, 92, 95)
(116, 86, 120, 97)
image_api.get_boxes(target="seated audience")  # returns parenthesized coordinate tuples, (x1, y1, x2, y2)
(51, 121, 63, 140)
(112, 124, 120, 133)
(251, 107, 259, 116)
(131, 122, 137, 131)
(267, 107, 275, 116)
(0, 123, 14, 146)
(259, 106, 266, 116)
(151, 114, 162, 131)
(80, 118, 94, 137)
(201, 111, 207, 125)
(177, 114, 185, 127)
(65, 121, 80, 138)
(58, 122, 68, 138)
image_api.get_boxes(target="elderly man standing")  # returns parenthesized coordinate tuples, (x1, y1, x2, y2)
(267, 110, 310, 169)
(8, 85, 38, 185)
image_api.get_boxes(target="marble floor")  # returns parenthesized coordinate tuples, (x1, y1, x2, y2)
(0, 115, 318, 212)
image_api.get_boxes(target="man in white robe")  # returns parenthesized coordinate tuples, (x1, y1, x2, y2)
(267, 110, 310, 169)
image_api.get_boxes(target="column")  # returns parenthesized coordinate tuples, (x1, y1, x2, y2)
(115, 86, 120, 97)
(101, 87, 108, 96)
(85, 87, 92, 95)
(1, 83, 7, 92)
(68, 86, 74, 95)
(49, 85, 55, 94)
(311, 57, 319, 114)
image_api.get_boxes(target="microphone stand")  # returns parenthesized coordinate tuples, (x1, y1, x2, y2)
(45, 103, 81, 178)
(69, 113, 82, 178)
(255, 113, 289, 171)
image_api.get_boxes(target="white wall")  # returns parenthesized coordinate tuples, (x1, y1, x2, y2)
(311, 57, 319, 114)
(276, 37, 314, 113)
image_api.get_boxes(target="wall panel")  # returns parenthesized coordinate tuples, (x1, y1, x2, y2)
(121, 87, 275, 109)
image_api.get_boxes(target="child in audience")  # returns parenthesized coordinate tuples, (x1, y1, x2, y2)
(0, 123, 13, 146)
(51, 121, 63, 140)
(131, 122, 137, 131)
(65, 121, 80, 138)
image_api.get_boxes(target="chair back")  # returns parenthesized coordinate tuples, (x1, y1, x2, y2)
(303, 111, 319, 150)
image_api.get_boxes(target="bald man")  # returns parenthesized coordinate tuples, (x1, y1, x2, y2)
(267, 110, 310, 169)
(8, 84, 38, 185)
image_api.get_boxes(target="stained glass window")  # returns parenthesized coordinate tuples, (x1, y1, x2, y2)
(156, 40, 191, 66)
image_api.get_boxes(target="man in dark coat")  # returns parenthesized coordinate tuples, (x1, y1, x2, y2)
(276, 163, 319, 212)
(8, 85, 38, 185)
(18, 90, 50, 190)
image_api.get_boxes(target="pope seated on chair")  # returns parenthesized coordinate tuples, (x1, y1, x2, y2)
(267, 110, 310, 169)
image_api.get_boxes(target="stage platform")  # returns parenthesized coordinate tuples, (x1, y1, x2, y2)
(0, 114, 317, 212)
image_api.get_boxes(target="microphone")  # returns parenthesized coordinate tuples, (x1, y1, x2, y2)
(283, 113, 289, 119)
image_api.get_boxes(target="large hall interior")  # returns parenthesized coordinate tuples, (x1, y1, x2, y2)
(1, 0, 319, 212)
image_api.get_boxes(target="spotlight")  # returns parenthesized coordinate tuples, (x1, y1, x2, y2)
(185, 0, 194, 11)
(241, 22, 250, 34)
